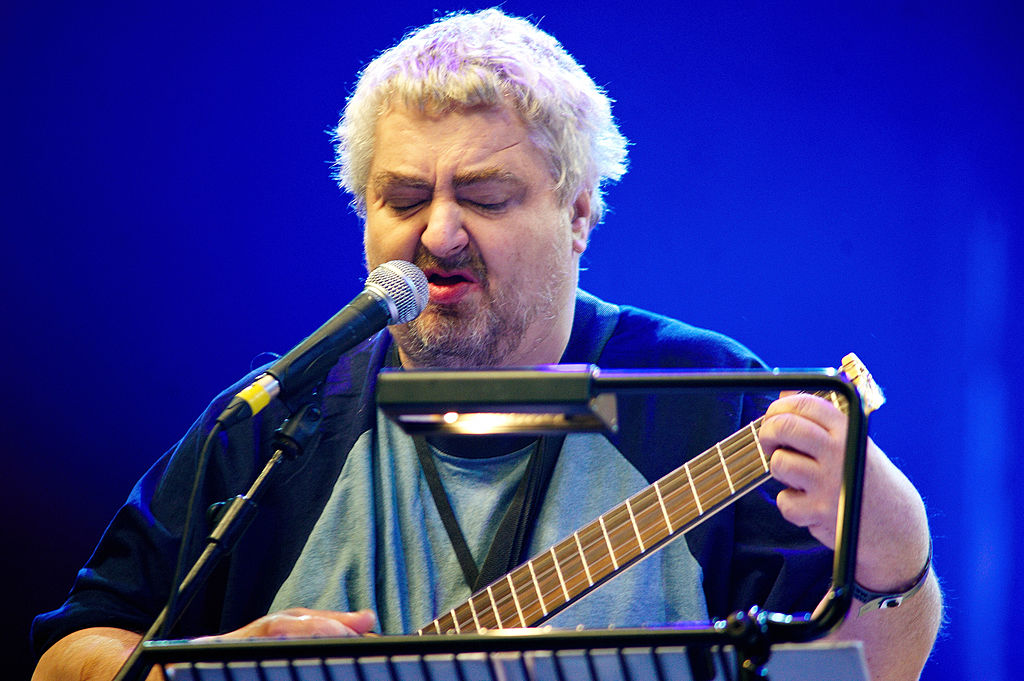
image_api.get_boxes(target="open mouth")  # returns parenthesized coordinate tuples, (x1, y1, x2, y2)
(428, 272, 472, 286)
(423, 268, 480, 305)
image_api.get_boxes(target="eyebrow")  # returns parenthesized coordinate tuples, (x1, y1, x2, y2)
(370, 168, 525, 196)
(453, 168, 524, 189)
(370, 171, 431, 196)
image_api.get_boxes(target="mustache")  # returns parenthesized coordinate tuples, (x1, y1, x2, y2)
(412, 244, 488, 285)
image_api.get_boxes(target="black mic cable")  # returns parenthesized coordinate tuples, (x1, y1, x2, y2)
(153, 260, 427, 648)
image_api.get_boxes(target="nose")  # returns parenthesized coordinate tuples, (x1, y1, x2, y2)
(420, 198, 468, 259)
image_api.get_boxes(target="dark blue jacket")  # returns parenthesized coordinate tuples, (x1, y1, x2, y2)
(32, 291, 830, 656)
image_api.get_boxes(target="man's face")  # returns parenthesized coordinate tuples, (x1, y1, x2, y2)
(363, 104, 590, 368)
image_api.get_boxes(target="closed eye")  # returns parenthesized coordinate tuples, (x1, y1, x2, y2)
(465, 199, 509, 213)
(455, 173, 525, 214)
(386, 199, 426, 213)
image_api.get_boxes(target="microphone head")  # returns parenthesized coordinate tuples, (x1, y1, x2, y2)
(366, 260, 429, 324)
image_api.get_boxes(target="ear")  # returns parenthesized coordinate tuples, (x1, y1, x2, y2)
(569, 189, 593, 254)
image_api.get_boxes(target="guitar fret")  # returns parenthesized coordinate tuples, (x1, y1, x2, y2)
(552, 537, 589, 595)
(624, 498, 646, 552)
(725, 442, 765, 486)
(506, 574, 527, 627)
(659, 471, 696, 530)
(467, 594, 482, 631)
(599, 515, 619, 570)
(605, 506, 643, 565)
(573, 531, 595, 585)
(688, 452, 725, 507)
(749, 423, 770, 471)
(716, 442, 735, 494)
(581, 523, 616, 579)
(486, 585, 503, 629)
(551, 546, 571, 602)
(527, 560, 548, 616)
(532, 552, 564, 613)
(683, 462, 704, 515)
(653, 481, 675, 533)
(449, 608, 461, 634)
(630, 488, 668, 548)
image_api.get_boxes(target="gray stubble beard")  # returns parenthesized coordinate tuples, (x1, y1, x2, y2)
(391, 257, 565, 369)
(391, 286, 536, 368)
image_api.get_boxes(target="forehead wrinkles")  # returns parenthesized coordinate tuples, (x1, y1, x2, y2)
(374, 140, 544, 199)
(371, 105, 548, 172)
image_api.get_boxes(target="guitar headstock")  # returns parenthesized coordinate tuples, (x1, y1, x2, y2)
(840, 352, 886, 415)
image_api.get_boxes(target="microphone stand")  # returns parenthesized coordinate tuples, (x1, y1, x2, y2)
(112, 402, 323, 681)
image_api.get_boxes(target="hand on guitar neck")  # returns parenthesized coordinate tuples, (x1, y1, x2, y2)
(760, 391, 931, 596)
(758, 358, 939, 681)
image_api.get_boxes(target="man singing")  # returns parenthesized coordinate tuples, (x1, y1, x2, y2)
(33, 9, 940, 681)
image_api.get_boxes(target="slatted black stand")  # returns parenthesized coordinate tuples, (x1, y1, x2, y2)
(139, 625, 870, 681)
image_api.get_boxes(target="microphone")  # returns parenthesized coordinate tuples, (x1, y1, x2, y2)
(217, 260, 428, 427)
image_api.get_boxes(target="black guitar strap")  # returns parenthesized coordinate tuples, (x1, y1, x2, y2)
(413, 433, 564, 592)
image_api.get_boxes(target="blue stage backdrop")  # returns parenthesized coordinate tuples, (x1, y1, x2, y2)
(3, 2, 1020, 679)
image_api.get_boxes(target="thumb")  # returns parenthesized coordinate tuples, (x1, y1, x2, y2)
(338, 609, 377, 634)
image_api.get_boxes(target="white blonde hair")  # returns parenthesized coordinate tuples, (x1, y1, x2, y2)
(334, 8, 628, 225)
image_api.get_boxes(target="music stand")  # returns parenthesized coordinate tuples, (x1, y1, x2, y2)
(140, 367, 871, 680)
